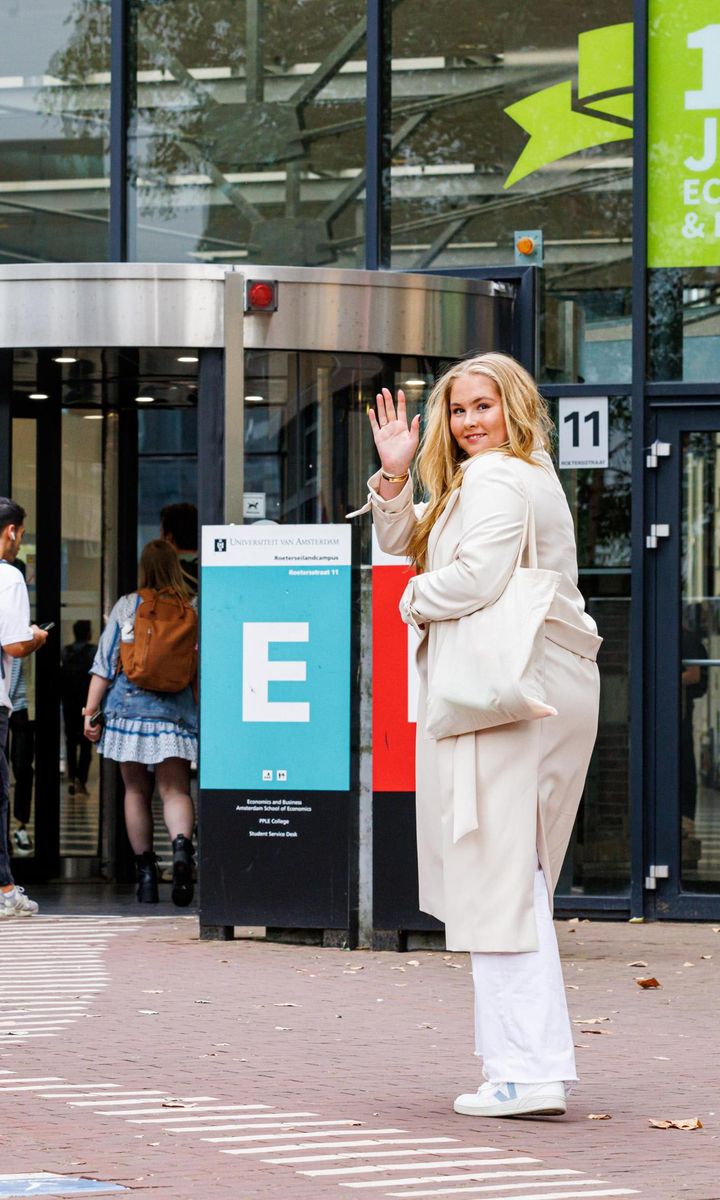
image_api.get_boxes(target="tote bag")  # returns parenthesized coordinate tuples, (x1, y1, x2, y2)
(425, 499, 561, 739)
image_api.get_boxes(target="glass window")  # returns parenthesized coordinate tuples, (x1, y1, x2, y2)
(0, 1, 110, 263)
(681, 433, 720, 892)
(648, 269, 720, 382)
(547, 396, 632, 895)
(390, 3, 633, 385)
(129, 1, 366, 266)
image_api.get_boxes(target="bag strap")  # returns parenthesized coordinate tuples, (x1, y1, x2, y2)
(513, 489, 538, 572)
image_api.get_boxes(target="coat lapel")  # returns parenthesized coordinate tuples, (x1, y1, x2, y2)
(427, 487, 462, 567)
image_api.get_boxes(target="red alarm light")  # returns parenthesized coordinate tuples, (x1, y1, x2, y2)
(245, 279, 278, 313)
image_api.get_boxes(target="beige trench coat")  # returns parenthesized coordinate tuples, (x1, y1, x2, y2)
(365, 449, 601, 953)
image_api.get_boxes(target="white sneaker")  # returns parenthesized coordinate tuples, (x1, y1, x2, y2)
(0, 886, 39, 917)
(454, 1079, 566, 1118)
(13, 828, 33, 854)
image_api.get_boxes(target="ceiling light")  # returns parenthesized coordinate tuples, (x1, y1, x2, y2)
(83, 414, 104, 421)
(245, 394, 265, 403)
(29, 392, 48, 400)
(177, 355, 199, 363)
(403, 379, 427, 387)
(135, 396, 154, 403)
(53, 356, 77, 364)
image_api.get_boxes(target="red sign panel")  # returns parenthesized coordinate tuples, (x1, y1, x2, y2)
(371, 543, 417, 792)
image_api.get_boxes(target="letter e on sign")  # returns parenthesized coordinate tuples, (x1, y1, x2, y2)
(558, 397, 609, 469)
(242, 622, 310, 722)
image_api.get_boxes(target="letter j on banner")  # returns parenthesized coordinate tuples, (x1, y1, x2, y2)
(200, 526, 352, 792)
(649, 1, 720, 266)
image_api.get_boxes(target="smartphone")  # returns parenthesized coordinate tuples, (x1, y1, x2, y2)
(38, 622, 55, 632)
(88, 708, 104, 729)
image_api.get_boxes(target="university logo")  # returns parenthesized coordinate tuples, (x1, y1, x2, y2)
(504, 23, 633, 188)
(214, 538, 227, 553)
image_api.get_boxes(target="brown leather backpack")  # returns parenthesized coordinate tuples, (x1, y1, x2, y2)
(119, 588, 197, 693)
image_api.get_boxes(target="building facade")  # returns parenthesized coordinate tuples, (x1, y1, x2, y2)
(0, 0, 716, 927)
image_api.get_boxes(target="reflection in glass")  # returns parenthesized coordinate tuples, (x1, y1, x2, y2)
(60, 410, 103, 855)
(648, 268, 720, 383)
(126, 0, 366, 265)
(243, 351, 434, 555)
(681, 433, 720, 890)
(0, 1, 110, 262)
(549, 397, 632, 894)
(390, 1, 632, 384)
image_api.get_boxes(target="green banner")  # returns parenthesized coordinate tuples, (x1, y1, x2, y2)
(504, 24, 632, 188)
(649, 3, 720, 267)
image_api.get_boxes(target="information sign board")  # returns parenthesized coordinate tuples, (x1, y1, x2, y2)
(201, 525, 351, 792)
(558, 397, 609, 469)
(649, 2, 720, 266)
(199, 525, 354, 933)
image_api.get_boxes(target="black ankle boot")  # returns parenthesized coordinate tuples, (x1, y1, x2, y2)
(171, 834, 194, 907)
(135, 851, 159, 903)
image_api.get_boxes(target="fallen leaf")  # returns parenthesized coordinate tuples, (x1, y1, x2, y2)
(274, 1026, 291, 1031)
(142, 989, 164, 994)
(572, 1017, 611, 1024)
(444, 962, 463, 969)
(417, 1022, 437, 1029)
(161, 1099, 185, 1108)
(390, 966, 406, 972)
(274, 1002, 300, 1008)
(574, 1043, 590, 1049)
(700, 954, 712, 960)
(580, 1029, 614, 1036)
(138, 1009, 159, 1015)
(636, 976, 661, 988)
(683, 961, 695, 968)
(566, 984, 579, 990)
(712, 927, 720, 933)
(649, 1117, 703, 1130)
(629, 916, 645, 923)
(406, 959, 420, 966)
(194, 999, 211, 1005)
(626, 960, 648, 968)
(343, 965, 364, 973)
(567, 917, 580, 924)
(588, 1113, 612, 1120)
(654, 1056, 670, 1060)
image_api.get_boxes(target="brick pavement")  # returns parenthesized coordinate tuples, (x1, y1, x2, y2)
(1, 915, 718, 1200)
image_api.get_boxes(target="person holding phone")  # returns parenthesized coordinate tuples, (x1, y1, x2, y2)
(0, 497, 49, 917)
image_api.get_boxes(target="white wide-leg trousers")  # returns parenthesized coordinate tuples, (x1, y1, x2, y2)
(471, 865, 577, 1084)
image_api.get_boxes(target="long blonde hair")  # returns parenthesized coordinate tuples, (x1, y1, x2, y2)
(407, 353, 553, 571)
(138, 539, 190, 604)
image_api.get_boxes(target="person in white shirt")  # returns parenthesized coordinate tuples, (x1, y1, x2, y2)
(0, 497, 48, 916)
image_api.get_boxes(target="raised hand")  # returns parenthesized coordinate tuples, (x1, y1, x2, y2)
(368, 388, 420, 476)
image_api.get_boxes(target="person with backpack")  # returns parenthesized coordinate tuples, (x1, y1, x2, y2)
(83, 540, 198, 906)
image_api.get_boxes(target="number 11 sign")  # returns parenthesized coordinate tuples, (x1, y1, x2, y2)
(558, 397, 609, 470)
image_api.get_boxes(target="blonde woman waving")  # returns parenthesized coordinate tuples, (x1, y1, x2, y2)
(358, 353, 601, 1119)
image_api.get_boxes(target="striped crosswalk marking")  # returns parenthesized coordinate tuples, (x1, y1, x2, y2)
(0, 918, 139, 1044)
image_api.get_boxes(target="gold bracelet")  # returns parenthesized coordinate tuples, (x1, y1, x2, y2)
(380, 469, 410, 484)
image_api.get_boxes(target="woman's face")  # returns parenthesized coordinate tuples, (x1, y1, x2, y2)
(448, 374, 508, 456)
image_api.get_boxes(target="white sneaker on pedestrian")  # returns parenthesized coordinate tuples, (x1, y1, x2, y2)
(0, 886, 39, 917)
(13, 828, 33, 854)
(454, 1079, 566, 1118)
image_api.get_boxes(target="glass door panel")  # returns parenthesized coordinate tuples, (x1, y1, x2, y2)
(681, 433, 720, 892)
(654, 408, 720, 918)
(60, 409, 103, 856)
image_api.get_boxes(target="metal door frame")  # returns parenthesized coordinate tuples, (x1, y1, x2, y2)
(648, 402, 720, 919)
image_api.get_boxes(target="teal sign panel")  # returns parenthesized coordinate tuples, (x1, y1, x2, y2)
(200, 525, 352, 792)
